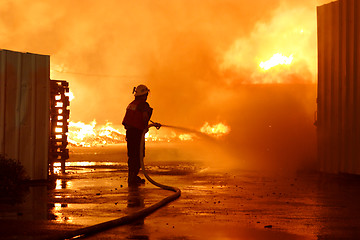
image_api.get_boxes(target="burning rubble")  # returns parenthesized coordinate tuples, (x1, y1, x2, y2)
(200, 122, 230, 137)
(68, 121, 125, 147)
(68, 120, 231, 147)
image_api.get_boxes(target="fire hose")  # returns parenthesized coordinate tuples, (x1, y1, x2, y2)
(48, 123, 181, 240)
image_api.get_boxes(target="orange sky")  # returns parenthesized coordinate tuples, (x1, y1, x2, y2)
(1, 0, 320, 170)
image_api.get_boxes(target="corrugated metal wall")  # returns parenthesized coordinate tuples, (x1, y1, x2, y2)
(317, 0, 360, 174)
(0, 49, 49, 180)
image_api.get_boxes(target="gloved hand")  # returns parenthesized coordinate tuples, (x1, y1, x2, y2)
(149, 121, 161, 130)
(154, 122, 161, 130)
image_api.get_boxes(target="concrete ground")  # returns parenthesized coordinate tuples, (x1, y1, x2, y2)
(1, 144, 360, 239)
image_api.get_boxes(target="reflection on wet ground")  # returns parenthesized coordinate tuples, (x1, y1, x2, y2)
(1, 144, 360, 239)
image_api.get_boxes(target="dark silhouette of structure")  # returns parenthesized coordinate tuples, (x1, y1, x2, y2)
(0, 49, 69, 180)
(317, 0, 360, 174)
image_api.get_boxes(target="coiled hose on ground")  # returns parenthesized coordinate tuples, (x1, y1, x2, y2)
(49, 126, 181, 240)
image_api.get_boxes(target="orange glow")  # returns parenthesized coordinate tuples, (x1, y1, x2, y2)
(1, 1, 318, 174)
(53, 163, 62, 175)
(68, 120, 99, 147)
(67, 120, 231, 146)
(69, 120, 179, 146)
(65, 91, 74, 101)
(55, 102, 64, 107)
(200, 122, 230, 137)
(179, 134, 193, 141)
(259, 53, 293, 70)
(145, 132, 162, 142)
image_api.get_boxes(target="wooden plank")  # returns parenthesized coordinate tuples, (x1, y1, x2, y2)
(34, 54, 50, 180)
(0, 51, 5, 154)
(18, 53, 36, 178)
(4, 50, 21, 161)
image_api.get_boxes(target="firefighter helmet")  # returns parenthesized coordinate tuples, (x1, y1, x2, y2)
(133, 84, 150, 96)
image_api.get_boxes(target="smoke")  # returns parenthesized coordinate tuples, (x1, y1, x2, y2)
(1, 0, 318, 172)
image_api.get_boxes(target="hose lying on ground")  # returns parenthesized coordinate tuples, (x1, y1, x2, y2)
(139, 128, 181, 193)
(47, 127, 181, 240)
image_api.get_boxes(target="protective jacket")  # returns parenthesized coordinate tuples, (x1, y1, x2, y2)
(122, 99, 152, 130)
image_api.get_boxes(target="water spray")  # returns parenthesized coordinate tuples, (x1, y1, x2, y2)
(150, 120, 216, 141)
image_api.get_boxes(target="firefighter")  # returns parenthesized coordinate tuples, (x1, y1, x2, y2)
(122, 84, 159, 186)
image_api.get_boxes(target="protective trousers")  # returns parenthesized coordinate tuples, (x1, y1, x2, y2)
(126, 128, 145, 182)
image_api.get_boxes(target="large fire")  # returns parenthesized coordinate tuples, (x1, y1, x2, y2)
(68, 121, 230, 147)
(68, 121, 125, 147)
(2, 1, 318, 175)
(200, 122, 230, 137)
(259, 53, 294, 71)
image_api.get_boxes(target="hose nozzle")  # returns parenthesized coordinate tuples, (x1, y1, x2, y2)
(150, 120, 161, 130)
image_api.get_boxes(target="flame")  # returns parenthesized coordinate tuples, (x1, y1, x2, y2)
(67, 120, 230, 146)
(179, 134, 193, 141)
(219, 3, 316, 85)
(200, 122, 230, 137)
(65, 91, 75, 101)
(259, 53, 293, 71)
(99, 122, 122, 137)
(67, 120, 125, 147)
(67, 120, 173, 147)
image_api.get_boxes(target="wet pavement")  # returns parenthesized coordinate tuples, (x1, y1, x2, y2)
(1, 143, 360, 239)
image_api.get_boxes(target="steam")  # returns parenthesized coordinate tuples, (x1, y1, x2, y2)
(1, 0, 318, 172)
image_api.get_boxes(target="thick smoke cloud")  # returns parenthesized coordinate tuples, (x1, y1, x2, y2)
(1, 0, 318, 171)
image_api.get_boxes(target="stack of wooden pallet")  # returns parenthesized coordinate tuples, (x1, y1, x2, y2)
(49, 80, 70, 174)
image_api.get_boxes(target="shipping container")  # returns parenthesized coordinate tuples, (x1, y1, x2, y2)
(0, 49, 49, 180)
(317, 0, 360, 174)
